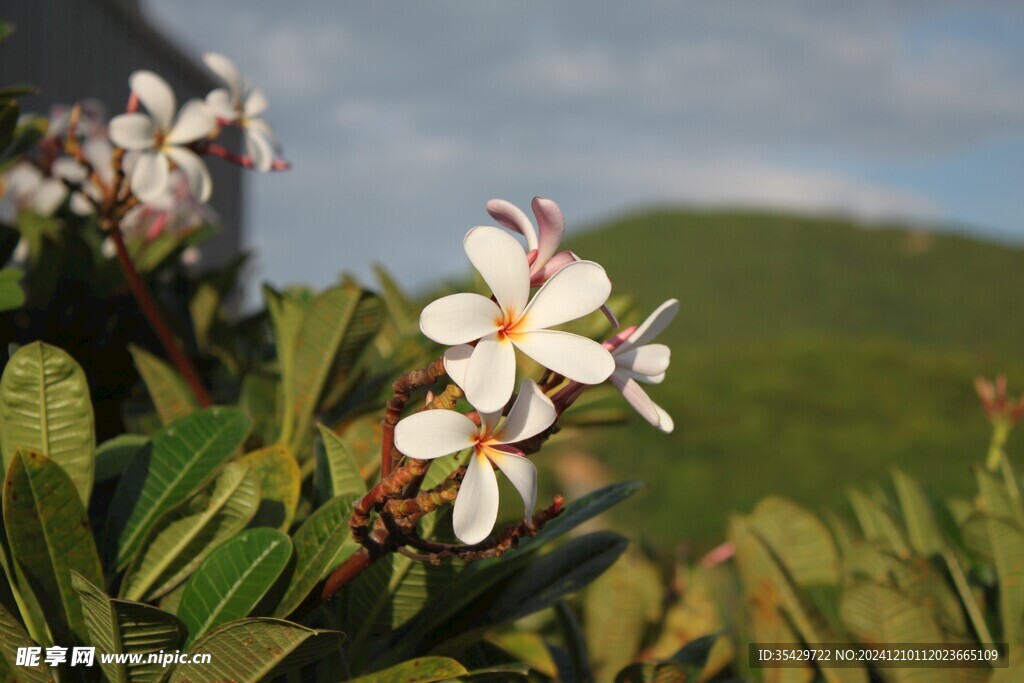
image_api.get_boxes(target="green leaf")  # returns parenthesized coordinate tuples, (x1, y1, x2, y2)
(891, 468, 945, 557)
(165, 618, 343, 682)
(104, 407, 251, 569)
(274, 494, 360, 618)
(178, 528, 293, 645)
(317, 292, 386, 412)
(281, 284, 363, 459)
(840, 582, 945, 652)
(0, 341, 96, 505)
(318, 423, 368, 498)
(128, 345, 199, 426)
(387, 481, 644, 662)
(0, 267, 24, 311)
(95, 434, 148, 484)
(120, 462, 261, 601)
(473, 531, 629, 628)
(347, 657, 469, 683)
(373, 264, 419, 335)
(3, 451, 104, 646)
(238, 444, 301, 531)
(0, 601, 51, 682)
(484, 631, 558, 679)
(848, 488, 910, 556)
(968, 513, 1024, 643)
(264, 283, 314, 442)
(750, 496, 841, 586)
(72, 572, 186, 683)
(1, 115, 47, 171)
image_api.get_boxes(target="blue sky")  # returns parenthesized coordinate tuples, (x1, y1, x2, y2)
(142, 1, 1024, 293)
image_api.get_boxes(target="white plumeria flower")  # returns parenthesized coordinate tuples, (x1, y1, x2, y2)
(109, 71, 215, 203)
(395, 379, 556, 544)
(607, 299, 678, 433)
(0, 161, 67, 221)
(421, 226, 615, 414)
(203, 53, 280, 173)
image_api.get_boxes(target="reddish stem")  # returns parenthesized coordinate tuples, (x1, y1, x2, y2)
(201, 142, 291, 171)
(322, 547, 372, 601)
(108, 225, 213, 407)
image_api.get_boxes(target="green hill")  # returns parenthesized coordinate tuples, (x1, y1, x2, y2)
(556, 209, 1024, 548)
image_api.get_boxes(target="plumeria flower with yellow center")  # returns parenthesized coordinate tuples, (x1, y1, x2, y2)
(394, 379, 556, 544)
(203, 53, 280, 173)
(109, 71, 215, 203)
(605, 298, 678, 433)
(420, 226, 615, 414)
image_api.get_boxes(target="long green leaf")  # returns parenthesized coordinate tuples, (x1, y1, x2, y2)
(165, 618, 344, 682)
(0, 601, 51, 682)
(72, 572, 186, 683)
(750, 496, 841, 586)
(0, 267, 25, 312)
(840, 583, 947, 683)
(238, 444, 301, 531)
(178, 528, 293, 645)
(0, 341, 95, 504)
(347, 657, 469, 683)
(282, 284, 362, 459)
(104, 407, 251, 569)
(128, 345, 199, 426)
(3, 451, 104, 646)
(318, 424, 367, 498)
(120, 462, 261, 601)
(274, 494, 360, 618)
(891, 468, 945, 557)
(264, 284, 313, 446)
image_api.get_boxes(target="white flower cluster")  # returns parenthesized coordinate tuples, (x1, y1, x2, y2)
(1, 53, 280, 257)
(396, 198, 676, 544)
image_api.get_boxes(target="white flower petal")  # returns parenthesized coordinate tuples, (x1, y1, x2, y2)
(51, 157, 87, 183)
(70, 193, 94, 216)
(130, 71, 176, 131)
(443, 344, 474, 391)
(130, 151, 170, 202)
(245, 124, 276, 172)
(394, 409, 478, 460)
(244, 89, 269, 117)
(531, 196, 565, 267)
(513, 330, 614, 384)
(615, 343, 671, 377)
(203, 53, 243, 104)
(464, 226, 530, 317)
(520, 260, 610, 331)
(453, 451, 500, 544)
(486, 198, 538, 251)
(205, 88, 237, 120)
(464, 333, 517, 414)
(419, 293, 501, 345)
(611, 371, 662, 427)
(654, 404, 674, 433)
(165, 146, 212, 203)
(31, 179, 67, 215)
(620, 299, 679, 353)
(167, 99, 214, 145)
(619, 368, 666, 385)
(494, 379, 556, 445)
(109, 113, 155, 150)
(487, 447, 537, 518)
